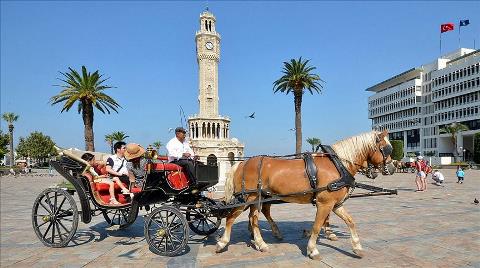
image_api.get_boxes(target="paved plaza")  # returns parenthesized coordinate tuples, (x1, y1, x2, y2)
(1, 169, 479, 267)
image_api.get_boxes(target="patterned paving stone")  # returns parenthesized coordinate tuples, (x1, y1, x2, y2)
(1, 169, 479, 267)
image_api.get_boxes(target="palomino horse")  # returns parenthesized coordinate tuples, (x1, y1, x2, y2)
(217, 130, 396, 260)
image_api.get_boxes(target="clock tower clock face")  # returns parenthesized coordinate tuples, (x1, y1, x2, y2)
(205, 42, 214, 50)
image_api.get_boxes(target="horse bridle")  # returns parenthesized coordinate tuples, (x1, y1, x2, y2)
(371, 134, 394, 175)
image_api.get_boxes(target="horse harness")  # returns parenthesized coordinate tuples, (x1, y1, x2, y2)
(233, 145, 356, 210)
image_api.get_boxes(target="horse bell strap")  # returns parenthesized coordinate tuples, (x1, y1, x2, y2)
(303, 153, 318, 190)
(320, 145, 356, 191)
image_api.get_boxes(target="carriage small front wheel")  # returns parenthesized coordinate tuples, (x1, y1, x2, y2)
(144, 206, 189, 256)
(186, 206, 221, 235)
(32, 188, 79, 248)
(101, 205, 138, 230)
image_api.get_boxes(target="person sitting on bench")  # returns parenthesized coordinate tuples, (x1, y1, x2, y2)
(106, 141, 135, 192)
(166, 127, 198, 192)
(81, 152, 130, 204)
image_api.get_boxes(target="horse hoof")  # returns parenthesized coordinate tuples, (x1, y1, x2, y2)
(275, 235, 284, 241)
(327, 234, 338, 241)
(215, 243, 226, 253)
(259, 245, 269, 252)
(353, 249, 364, 258)
(309, 253, 322, 260)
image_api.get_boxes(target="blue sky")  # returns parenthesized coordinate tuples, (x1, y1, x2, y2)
(1, 1, 479, 156)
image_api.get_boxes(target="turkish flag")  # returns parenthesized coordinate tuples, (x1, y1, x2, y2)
(441, 23, 454, 33)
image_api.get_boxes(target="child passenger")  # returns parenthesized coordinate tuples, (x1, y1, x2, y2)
(81, 153, 131, 205)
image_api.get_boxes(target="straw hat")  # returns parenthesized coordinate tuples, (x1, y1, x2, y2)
(124, 143, 146, 160)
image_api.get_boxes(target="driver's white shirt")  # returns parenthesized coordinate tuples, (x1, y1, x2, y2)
(166, 137, 194, 162)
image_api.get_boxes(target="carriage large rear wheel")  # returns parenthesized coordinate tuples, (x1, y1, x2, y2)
(32, 188, 79, 248)
(186, 206, 221, 236)
(144, 206, 189, 256)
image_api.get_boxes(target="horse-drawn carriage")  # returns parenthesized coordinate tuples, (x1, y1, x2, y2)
(32, 149, 224, 256)
(32, 131, 398, 259)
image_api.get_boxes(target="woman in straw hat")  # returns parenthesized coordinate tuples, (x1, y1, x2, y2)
(124, 143, 147, 188)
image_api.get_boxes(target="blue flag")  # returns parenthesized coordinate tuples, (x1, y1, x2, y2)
(460, 20, 470, 27)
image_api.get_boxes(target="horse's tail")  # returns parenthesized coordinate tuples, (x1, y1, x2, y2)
(224, 161, 241, 203)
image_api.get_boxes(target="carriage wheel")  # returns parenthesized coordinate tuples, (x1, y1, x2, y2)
(32, 188, 79, 248)
(186, 206, 221, 236)
(102, 206, 138, 229)
(144, 206, 189, 256)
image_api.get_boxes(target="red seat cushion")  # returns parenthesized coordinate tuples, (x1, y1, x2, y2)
(149, 162, 183, 172)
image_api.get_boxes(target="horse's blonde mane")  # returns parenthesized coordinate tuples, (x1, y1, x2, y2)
(332, 131, 379, 167)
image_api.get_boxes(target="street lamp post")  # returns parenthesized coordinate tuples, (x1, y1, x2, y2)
(463, 149, 466, 162)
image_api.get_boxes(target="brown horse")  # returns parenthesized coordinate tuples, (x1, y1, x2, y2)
(217, 130, 396, 260)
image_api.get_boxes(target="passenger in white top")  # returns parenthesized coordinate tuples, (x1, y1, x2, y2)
(166, 127, 197, 189)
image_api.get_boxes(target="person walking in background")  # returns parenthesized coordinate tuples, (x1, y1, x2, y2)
(415, 155, 427, 192)
(456, 166, 465, 184)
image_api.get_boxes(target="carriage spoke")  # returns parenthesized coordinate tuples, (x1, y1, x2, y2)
(55, 197, 67, 216)
(45, 193, 55, 214)
(54, 191, 58, 213)
(206, 218, 217, 225)
(36, 220, 49, 228)
(55, 222, 64, 243)
(39, 199, 52, 214)
(57, 219, 71, 234)
(51, 220, 56, 243)
(42, 222, 53, 239)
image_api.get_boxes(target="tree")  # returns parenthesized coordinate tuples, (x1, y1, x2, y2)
(273, 57, 323, 155)
(439, 122, 469, 161)
(306, 137, 321, 152)
(390, 140, 404, 160)
(110, 131, 129, 143)
(105, 134, 114, 154)
(0, 130, 9, 160)
(473, 133, 480, 164)
(2, 112, 19, 167)
(152, 141, 162, 152)
(50, 66, 121, 151)
(16, 131, 58, 163)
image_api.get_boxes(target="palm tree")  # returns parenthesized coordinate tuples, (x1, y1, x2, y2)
(440, 122, 469, 161)
(105, 134, 114, 154)
(306, 137, 321, 152)
(110, 131, 129, 143)
(2, 112, 19, 167)
(273, 57, 323, 155)
(50, 66, 121, 151)
(152, 141, 162, 152)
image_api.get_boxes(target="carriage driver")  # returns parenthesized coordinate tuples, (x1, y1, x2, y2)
(166, 127, 198, 192)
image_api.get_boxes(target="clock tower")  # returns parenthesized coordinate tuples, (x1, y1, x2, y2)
(195, 10, 220, 116)
(188, 10, 244, 188)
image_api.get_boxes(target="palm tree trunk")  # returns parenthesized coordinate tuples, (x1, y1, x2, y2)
(82, 102, 95, 151)
(294, 90, 303, 155)
(8, 124, 14, 168)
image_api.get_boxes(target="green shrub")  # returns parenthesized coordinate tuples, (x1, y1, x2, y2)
(390, 140, 404, 160)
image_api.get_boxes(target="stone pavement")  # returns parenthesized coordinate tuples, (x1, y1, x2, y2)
(1, 169, 479, 267)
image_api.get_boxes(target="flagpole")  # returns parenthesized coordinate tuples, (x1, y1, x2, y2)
(458, 24, 461, 48)
(440, 32, 442, 56)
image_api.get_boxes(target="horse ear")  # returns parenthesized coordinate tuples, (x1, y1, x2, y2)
(380, 130, 388, 138)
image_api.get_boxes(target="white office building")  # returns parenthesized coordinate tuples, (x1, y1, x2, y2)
(367, 48, 480, 162)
